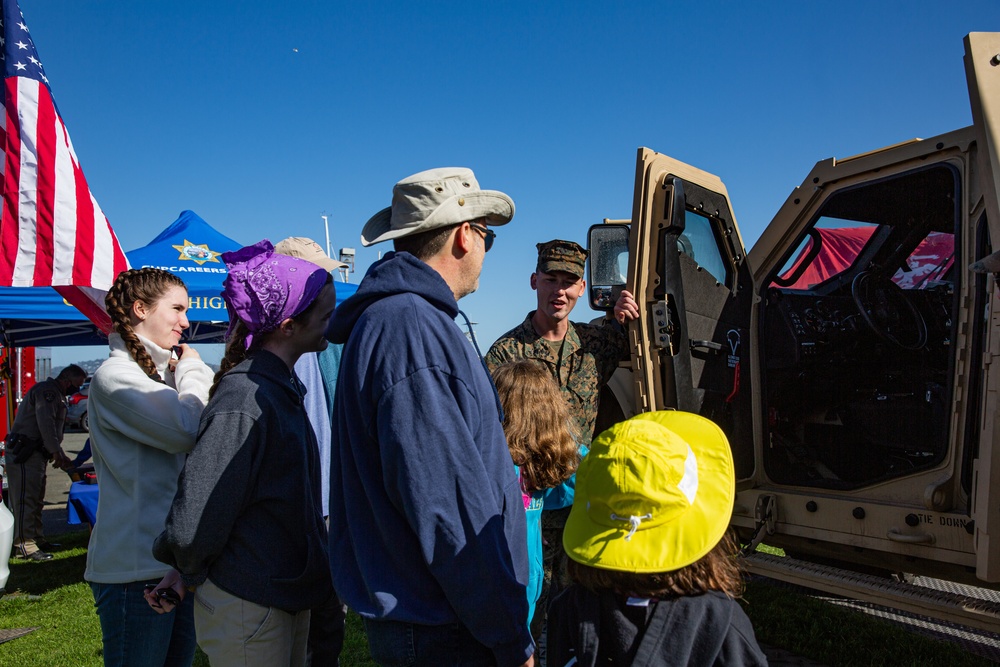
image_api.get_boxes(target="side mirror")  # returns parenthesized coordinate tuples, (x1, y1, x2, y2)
(587, 224, 630, 311)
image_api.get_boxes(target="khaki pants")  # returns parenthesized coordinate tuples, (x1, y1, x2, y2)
(194, 578, 310, 667)
(8, 451, 47, 555)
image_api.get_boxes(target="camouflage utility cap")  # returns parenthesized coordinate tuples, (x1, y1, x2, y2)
(537, 240, 588, 279)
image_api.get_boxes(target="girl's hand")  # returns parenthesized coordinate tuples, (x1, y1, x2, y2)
(144, 569, 186, 614)
(175, 343, 201, 362)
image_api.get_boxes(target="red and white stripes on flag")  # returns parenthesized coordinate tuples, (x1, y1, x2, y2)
(0, 77, 128, 288)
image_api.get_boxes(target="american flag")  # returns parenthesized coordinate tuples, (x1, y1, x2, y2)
(0, 0, 127, 330)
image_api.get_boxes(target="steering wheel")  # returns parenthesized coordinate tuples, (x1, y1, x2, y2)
(851, 271, 928, 350)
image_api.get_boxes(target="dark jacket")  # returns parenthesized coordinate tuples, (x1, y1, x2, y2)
(153, 350, 332, 613)
(548, 585, 768, 667)
(10, 377, 67, 455)
(326, 251, 533, 667)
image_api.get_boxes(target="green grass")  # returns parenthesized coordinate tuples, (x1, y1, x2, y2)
(0, 530, 375, 666)
(0, 534, 992, 666)
(742, 547, 994, 667)
(0, 531, 103, 666)
(342, 613, 377, 666)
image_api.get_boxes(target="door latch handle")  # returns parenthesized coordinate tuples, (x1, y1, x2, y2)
(887, 529, 935, 545)
(690, 339, 723, 353)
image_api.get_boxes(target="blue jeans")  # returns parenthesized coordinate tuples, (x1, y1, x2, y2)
(363, 618, 495, 666)
(90, 580, 197, 667)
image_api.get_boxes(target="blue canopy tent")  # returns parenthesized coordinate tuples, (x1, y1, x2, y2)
(0, 210, 357, 347)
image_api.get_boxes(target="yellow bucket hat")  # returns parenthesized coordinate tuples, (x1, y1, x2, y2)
(563, 411, 736, 573)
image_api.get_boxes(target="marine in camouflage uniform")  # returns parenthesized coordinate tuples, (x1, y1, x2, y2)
(486, 240, 629, 640)
(485, 315, 624, 448)
(7, 365, 85, 560)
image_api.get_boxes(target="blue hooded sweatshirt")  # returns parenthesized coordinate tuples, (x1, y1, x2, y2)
(326, 252, 534, 667)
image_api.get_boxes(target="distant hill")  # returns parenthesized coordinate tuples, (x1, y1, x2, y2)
(52, 359, 104, 378)
(54, 358, 220, 377)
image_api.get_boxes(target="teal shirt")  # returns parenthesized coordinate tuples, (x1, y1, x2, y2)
(525, 488, 544, 625)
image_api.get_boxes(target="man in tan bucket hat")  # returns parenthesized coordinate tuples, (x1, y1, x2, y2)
(326, 168, 536, 667)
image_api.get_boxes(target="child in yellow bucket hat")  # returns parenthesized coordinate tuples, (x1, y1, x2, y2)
(548, 411, 768, 667)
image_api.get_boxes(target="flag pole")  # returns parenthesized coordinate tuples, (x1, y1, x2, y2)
(321, 214, 332, 260)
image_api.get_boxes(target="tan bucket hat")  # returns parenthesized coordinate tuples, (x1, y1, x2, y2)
(274, 236, 348, 272)
(360, 167, 514, 246)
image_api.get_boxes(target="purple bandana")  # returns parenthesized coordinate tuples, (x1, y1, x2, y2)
(221, 240, 327, 349)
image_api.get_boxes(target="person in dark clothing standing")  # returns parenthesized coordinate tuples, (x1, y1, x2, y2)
(154, 240, 337, 667)
(8, 364, 86, 560)
(273, 235, 350, 667)
(548, 411, 768, 667)
(327, 167, 535, 667)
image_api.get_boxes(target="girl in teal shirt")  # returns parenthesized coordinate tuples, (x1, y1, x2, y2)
(493, 361, 581, 630)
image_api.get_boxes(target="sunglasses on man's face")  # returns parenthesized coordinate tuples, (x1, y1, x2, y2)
(468, 222, 495, 253)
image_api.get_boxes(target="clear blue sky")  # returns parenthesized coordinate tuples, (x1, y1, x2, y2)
(32, 0, 998, 367)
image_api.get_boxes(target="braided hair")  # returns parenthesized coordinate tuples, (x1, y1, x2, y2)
(210, 319, 255, 398)
(105, 268, 187, 383)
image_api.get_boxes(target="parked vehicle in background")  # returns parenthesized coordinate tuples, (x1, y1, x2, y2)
(65, 381, 90, 432)
(586, 33, 1000, 632)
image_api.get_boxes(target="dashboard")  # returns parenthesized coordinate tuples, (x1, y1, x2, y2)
(763, 284, 953, 368)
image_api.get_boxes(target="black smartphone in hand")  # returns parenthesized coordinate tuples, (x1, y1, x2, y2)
(144, 584, 181, 606)
(157, 587, 182, 606)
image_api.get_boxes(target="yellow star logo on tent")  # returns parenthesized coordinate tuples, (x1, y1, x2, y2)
(171, 240, 222, 266)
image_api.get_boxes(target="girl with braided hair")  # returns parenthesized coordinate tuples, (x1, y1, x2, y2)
(85, 267, 214, 667)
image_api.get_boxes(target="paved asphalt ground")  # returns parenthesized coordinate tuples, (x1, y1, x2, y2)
(38, 432, 89, 539)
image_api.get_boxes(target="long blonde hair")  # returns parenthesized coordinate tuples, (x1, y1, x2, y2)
(493, 360, 579, 493)
(105, 268, 186, 383)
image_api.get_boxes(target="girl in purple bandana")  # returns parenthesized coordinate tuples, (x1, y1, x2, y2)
(154, 241, 337, 667)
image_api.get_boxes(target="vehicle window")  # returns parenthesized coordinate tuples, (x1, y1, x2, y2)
(678, 209, 728, 285)
(761, 163, 960, 491)
(773, 220, 955, 292)
(892, 231, 954, 289)
(773, 218, 877, 290)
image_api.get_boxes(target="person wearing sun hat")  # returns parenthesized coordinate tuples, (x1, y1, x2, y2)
(154, 240, 337, 666)
(326, 167, 535, 667)
(273, 236, 350, 666)
(548, 411, 768, 667)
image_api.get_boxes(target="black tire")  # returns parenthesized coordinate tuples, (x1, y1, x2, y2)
(81, 412, 89, 433)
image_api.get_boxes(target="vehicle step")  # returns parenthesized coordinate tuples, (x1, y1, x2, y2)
(745, 552, 1000, 633)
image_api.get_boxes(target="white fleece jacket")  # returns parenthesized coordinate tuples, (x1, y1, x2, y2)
(84, 333, 214, 584)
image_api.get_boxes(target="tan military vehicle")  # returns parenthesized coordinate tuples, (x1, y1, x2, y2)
(587, 32, 1000, 630)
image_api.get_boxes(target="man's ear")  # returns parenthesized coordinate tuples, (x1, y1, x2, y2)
(530, 273, 538, 290)
(579, 279, 587, 297)
(452, 222, 472, 256)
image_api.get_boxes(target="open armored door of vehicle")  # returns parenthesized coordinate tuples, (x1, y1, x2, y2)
(966, 32, 1000, 583)
(732, 32, 1000, 594)
(624, 149, 756, 482)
